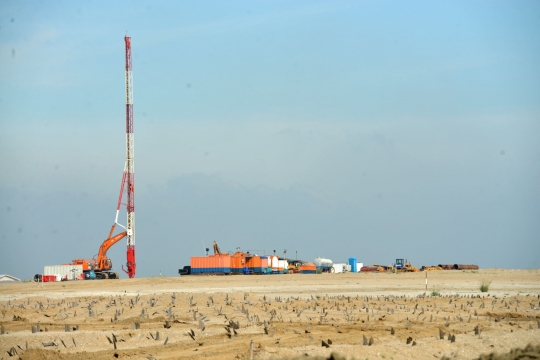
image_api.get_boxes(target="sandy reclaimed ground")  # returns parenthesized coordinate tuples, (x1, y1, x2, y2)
(0, 269, 539, 360)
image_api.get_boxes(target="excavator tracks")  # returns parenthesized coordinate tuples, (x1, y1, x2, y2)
(95, 272, 119, 279)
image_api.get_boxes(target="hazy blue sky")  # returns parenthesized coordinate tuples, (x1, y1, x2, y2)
(1, 1, 539, 279)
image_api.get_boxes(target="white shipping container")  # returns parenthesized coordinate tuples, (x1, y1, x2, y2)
(277, 260, 288, 270)
(344, 264, 351, 272)
(357, 263, 364, 272)
(270, 256, 279, 269)
(43, 265, 83, 280)
(331, 263, 344, 273)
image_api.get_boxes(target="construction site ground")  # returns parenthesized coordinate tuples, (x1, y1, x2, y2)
(0, 269, 539, 360)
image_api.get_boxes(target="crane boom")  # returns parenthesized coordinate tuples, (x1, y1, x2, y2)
(69, 36, 135, 281)
(213, 241, 222, 255)
(123, 35, 136, 278)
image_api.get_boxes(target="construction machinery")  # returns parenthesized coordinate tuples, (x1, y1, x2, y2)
(62, 37, 136, 280)
(121, 35, 136, 279)
(213, 241, 222, 255)
(287, 260, 303, 274)
(286, 260, 317, 274)
(393, 259, 419, 272)
(369, 259, 419, 272)
(69, 37, 137, 280)
(71, 224, 126, 279)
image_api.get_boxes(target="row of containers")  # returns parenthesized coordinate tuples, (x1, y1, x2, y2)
(189, 254, 365, 275)
(190, 252, 317, 275)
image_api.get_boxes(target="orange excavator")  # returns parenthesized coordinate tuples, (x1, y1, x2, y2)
(71, 224, 127, 279)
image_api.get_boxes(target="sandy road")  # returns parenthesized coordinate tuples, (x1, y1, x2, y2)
(1, 269, 538, 301)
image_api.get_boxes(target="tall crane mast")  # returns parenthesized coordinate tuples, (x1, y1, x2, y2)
(69, 36, 136, 280)
(116, 35, 136, 278)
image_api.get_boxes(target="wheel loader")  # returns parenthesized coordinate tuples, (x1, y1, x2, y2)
(393, 259, 419, 272)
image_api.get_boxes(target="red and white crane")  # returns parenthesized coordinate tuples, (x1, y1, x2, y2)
(115, 35, 136, 278)
(70, 36, 136, 279)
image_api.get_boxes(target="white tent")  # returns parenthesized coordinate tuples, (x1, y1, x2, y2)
(0, 274, 20, 282)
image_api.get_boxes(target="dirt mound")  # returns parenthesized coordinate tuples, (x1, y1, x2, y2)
(268, 352, 348, 360)
(474, 344, 540, 360)
(115, 315, 168, 324)
(18, 349, 76, 360)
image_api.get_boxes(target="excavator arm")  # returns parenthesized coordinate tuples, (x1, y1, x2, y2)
(95, 224, 127, 270)
(213, 241, 221, 255)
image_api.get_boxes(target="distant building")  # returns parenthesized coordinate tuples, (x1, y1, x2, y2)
(0, 274, 20, 282)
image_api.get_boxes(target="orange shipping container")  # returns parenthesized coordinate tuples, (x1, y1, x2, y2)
(231, 252, 246, 274)
(299, 262, 316, 274)
(261, 257, 269, 269)
(191, 254, 232, 274)
(246, 256, 264, 273)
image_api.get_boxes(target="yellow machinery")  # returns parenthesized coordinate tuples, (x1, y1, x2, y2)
(394, 259, 419, 272)
(369, 259, 419, 272)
